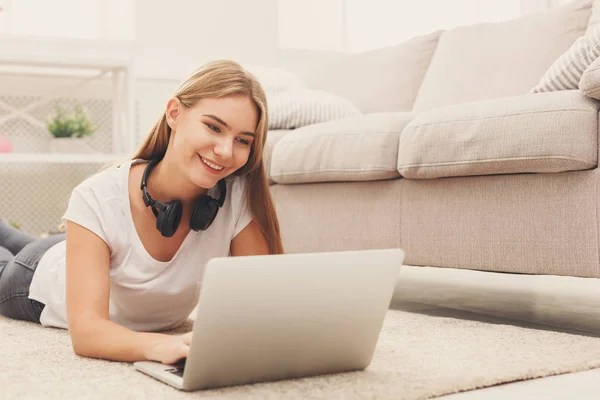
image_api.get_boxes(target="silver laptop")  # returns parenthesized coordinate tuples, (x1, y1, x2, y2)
(134, 248, 404, 391)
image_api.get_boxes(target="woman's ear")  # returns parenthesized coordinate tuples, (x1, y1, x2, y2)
(165, 97, 181, 131)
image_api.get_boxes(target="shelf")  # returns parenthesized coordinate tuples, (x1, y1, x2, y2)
(0, 153, 131, 164)
(0, 35, 136, 154)
(0, 35, 135, 70)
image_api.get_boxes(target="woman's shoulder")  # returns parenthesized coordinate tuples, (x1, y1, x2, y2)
(73, 159, 133, 199)
(225, 174, 248, 189)
(224, 175, 248, 202)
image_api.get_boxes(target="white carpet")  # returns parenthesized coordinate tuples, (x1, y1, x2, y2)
(4, 302, 600, 400)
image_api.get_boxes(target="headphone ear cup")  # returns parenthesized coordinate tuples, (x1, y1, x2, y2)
(190, 196, 219, 231)
(156, 200, 182, 237)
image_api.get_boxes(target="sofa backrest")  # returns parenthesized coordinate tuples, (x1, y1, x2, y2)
(412, 0, 593, 112)
(587, 0, 600, 33)
(300, 30, 442, 114)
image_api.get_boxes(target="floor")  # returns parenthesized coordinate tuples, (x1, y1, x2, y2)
(399, 303, 600, 399)
(441, 367, 600, 399)
(390, 265, 600, 398)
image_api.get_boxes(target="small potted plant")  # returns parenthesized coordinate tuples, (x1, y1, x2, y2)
(47, 105, 98, 153)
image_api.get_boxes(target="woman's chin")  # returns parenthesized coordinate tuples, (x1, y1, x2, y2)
(191, 171, 221, 189)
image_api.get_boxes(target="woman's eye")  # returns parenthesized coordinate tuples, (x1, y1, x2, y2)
(206, 123, 221, 133)
(237, 138, 250, 145)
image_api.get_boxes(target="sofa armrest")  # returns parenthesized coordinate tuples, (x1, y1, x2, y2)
(398, 90, 599, 179)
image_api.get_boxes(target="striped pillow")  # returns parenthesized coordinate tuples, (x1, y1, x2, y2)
(531, 25, 600, 93)
(268, 89, 361, 130)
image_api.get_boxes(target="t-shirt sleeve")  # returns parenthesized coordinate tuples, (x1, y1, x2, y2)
(232, 177, 254, 239)
(62, 184, 110, 248)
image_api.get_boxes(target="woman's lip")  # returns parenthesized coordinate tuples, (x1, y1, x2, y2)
(199, 155, 225, 168)
(199, 155, 225, 174)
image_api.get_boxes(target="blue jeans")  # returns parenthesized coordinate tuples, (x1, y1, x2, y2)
(0, 233, 65, 323)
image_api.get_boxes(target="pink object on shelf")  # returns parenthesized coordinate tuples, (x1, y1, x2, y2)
(0, 137, 13, 153)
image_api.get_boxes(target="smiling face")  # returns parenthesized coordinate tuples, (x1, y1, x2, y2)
(166, 94, 259, 189)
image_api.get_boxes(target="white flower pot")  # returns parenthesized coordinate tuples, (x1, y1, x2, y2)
(49, 137, 95, 153)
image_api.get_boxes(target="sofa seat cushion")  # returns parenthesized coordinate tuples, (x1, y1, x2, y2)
(397, 90, 599, 179)
(270, 113, 415, 184)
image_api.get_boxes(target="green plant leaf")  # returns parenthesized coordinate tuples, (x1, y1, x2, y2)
(9, 220, 21, 230)
(47, 104, 97, 138)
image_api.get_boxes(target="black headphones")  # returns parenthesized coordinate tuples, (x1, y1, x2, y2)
(140, 158, 227, 237)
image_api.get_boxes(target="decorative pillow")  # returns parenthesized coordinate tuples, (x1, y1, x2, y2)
(302, 30, 442, 113)
(267, 89, 362, 130)
(531, 25, 600, 93)
(413, 0, 592, 111)
(579, 55, 600, 98)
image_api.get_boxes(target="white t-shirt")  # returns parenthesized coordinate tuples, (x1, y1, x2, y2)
(28, 159, 253, 332)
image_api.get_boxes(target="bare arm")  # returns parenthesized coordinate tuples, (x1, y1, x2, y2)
(65, 221, 189, 363)
(230, 219, 271, 257)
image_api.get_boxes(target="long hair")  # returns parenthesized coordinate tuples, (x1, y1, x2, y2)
(133, 60, 283, 254)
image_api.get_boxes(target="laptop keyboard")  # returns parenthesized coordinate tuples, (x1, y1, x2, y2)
(165, 358, 186, 377)
(167, 367, 184, 377)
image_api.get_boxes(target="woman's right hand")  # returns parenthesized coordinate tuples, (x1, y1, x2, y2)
(144, 332, 193, 365)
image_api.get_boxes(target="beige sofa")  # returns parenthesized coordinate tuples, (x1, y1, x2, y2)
(266, 0, 600, 285)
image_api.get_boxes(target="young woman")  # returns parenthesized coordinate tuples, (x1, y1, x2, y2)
(0, 60, 283, 365)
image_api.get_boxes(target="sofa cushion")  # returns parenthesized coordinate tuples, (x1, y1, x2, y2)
(531, 25, 600, 93)
(412, 0, 593, 112)
(263, 130, 293, 185)
(587, 0, 600, 34)
(268, 89, 362, 130)
(301, 30, 442, 114)
(270, 113, 415, 184)
(398, 91, 599, 179)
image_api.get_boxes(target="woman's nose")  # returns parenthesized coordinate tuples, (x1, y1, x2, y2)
(214, 137, 233, 160)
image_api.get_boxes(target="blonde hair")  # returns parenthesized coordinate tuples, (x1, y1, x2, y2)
(133, 60, 283, 254)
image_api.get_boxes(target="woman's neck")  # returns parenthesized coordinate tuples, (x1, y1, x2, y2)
(144, 156, 208, 208)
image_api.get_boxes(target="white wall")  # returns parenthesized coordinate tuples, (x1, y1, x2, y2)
(521, 0, 551, 14)
(548, 0, 572, 8)
(134, 0, 562, 81)
(278, 0, 522, 53)
(135, 0, 305, 80)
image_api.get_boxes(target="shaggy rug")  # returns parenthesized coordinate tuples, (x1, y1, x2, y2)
(3, 300, 600, 400)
